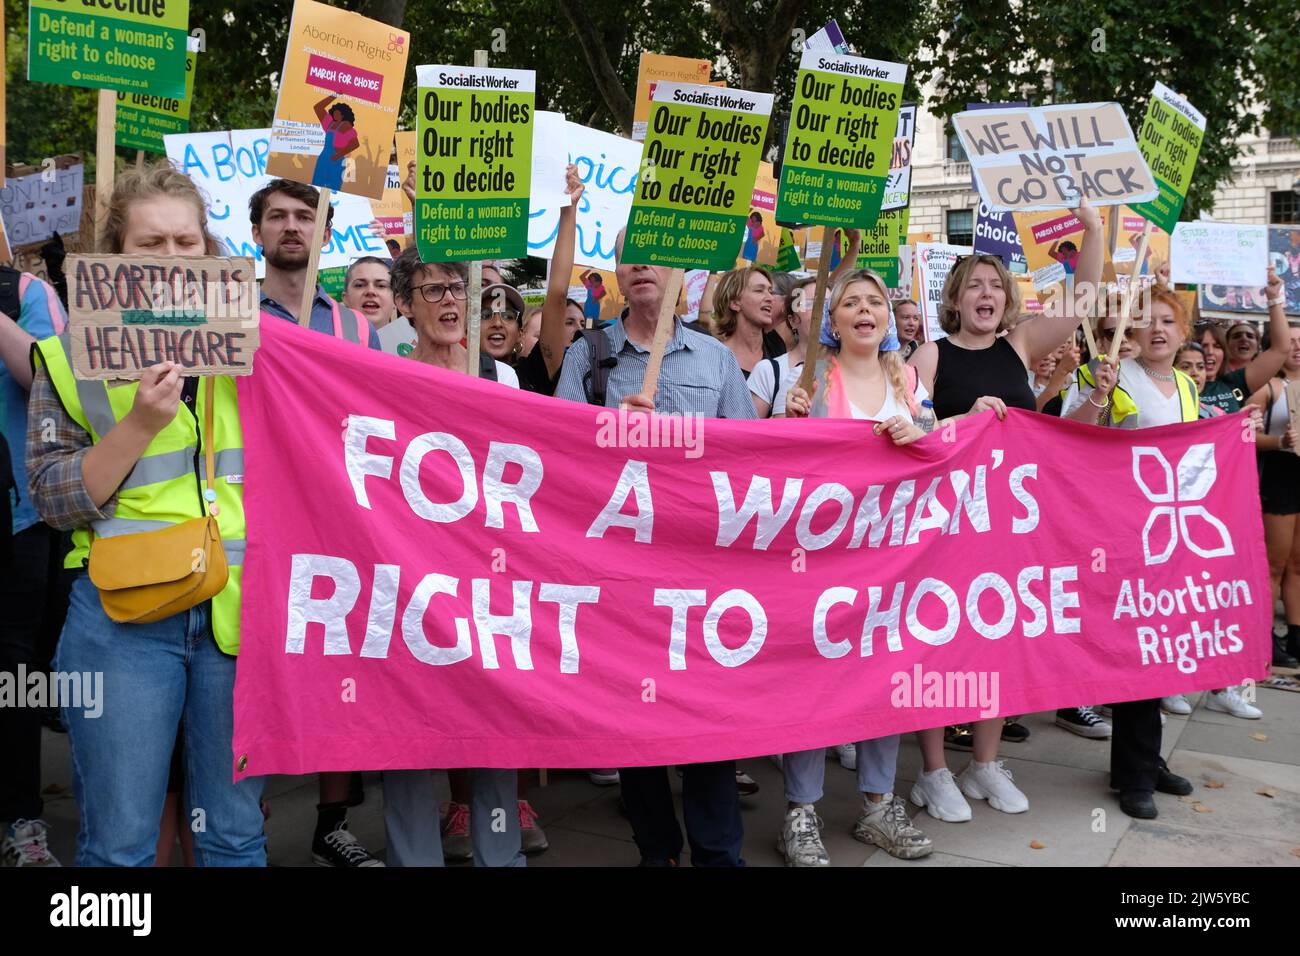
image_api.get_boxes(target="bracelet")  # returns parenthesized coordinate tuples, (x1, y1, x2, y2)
(1269, 296, 1286, 308)
(1087, 391, 1111, 410)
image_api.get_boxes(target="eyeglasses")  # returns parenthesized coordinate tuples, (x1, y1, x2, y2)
(1097, 326, 1135, 341)
(485, 309, 520, 323)
(413, 281, 468, 302)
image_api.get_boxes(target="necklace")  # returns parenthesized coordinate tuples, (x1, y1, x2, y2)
(1138, 360, 1174, 383)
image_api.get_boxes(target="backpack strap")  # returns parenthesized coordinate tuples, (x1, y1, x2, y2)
(767, 356, 781, 415)
(582, 328, 613, 406)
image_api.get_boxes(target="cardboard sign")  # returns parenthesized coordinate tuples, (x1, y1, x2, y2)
(267, 0, 410, 200)
(954, 102, 1155, 212)
(1171, 222, 1268, 288)
(0, 209, 12, 262)
(1130, 83, 1205, 234)
(116, 40, 198, 154)
(622, 83, 773, 272)
(164, 129, 385, 278)
(882, 104, 916, 212)
(860, 207, 909, 285)
(974, 201, 1026, 273)
(527, 121, 640, 271)
(774, 49, 906, 229)
(415, 64, 535, 262)
(0, 158, 84, 246)
(915, 242, 972, 342)
(67, 255, 258, 380)
(632, 53, 713, 141)
(28, 0, 189, 96)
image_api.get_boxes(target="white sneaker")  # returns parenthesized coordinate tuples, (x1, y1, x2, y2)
(1161, 694, 1192, 715)
(853, 794, 934, 859)
(909, 767, 972, 822)
(958, 760, 1029, 814)
(1206, 686, 1263, 719)
(832, 743, 857, 770)
(2, 820, 61, 867)
(776, 805, 829, 866)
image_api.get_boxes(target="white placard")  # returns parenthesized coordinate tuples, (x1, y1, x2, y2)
(916, 242, 973, 342)
(1171, 222, 1268, 287)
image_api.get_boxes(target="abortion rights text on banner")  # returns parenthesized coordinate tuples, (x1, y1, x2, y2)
(28, 0, 188, 96)
(916, 241, 971, 341)
(527, 121, 640, 271)
(116, 39, 198, 154)
(1171, 222, 1269, 288)
(774, 49, 906, 229)
(954, 102, 1155, 212)
(267, 0, 409, 200)
(415, 64, 535, 261)
(621, 83, 772, 272)
(1130, 83, 1205, 234)
(882, 104, 916, 212)
(164, 129, 385, 278)
(67, 254, 258, 379)
(231, 317, 1271, 775)
(632, 53, 713, 142)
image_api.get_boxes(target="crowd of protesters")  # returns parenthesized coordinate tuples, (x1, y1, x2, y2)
(1, 153, 1296, 870)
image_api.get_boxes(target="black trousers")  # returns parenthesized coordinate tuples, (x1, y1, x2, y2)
(619, 762, 744, 866)
(1110, 698, 1162, 792)
(0, 524, 72, 822)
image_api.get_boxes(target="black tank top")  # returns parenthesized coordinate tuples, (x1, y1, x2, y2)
(931, 336, 1036, 420)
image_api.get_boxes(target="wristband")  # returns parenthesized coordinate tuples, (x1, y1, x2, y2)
(1269, 296, 1286, 308)
(1087, 391, 1111, 410)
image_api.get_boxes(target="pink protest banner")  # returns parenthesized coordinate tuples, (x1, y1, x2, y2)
(232, 319, 1271, 778)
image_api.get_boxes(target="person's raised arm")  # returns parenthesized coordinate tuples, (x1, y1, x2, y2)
(1011, 197, 1103, 365)
(537, 164, 583, 380)
(1065, 358, 1117, 424)
(830, 228, 861, 284)
(1242, 267, 1291, 394)
(314, 94, 334, 124)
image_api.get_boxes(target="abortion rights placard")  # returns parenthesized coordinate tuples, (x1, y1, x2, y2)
(116, 39, 198, 154)
(230, 317, 1270, 774)
(632, 52, 713, 142)
(916, 241, 971, 341)
(67, 255, 258, 380)
(882, 104, 916, 212)
(267, 0, 409, 200)
(1171, 222, 1269, 288)
(1130, 84, 1205, 234)
(621, 83, 772, 272)
(415, 64, 535, 261)
(954, 102, 1156, 212)
(974, 201, 1026, 272)
(775, 49, 905, 229)
(28, 0, 188, 96)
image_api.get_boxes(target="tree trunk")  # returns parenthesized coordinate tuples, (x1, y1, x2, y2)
(557, 0, 635, 133)
(359, 0, 409, 26)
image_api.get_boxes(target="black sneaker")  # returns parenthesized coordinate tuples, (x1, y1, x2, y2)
(1000, 718, 1030, 743)
(943, 725, 974, 750)
(1055, 706, 1112, 739)
(311, 822, 384, 867)
(1119, 789, 1157, 819)
(1273, 634, 1299, 669)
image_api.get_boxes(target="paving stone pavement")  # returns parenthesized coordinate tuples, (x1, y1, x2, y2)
(34, 683, 1300, 867)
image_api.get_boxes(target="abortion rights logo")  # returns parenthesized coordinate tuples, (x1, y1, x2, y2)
(1132, 444, 1234, 565)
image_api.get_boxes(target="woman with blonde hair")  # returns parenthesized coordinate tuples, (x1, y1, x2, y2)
(779, 268, 933, 865)
(712, 265, 782, 376)
(907, 199, 1104, 822)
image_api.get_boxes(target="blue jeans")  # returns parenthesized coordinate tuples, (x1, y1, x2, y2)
(382, 768, 523, 867)
(55, 574, 266, 866)
(783, 737, 902, 804)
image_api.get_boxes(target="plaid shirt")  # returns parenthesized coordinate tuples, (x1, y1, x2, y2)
(554, 317, 756, 418)
(25, 364, 116, 532)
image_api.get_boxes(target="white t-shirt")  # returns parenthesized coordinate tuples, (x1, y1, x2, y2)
(1117, 358, 1182, 429)
(748, 354, 790, 415)
(495, 361, 520, 389)
(772, 359, 928, 421)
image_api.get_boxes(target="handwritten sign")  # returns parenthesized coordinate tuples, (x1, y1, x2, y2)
(1130, 84, 1205, 234)
(622, 83, 772, 272)
(0, 157, 84, 247)
(775, 48, 905, 229)
(415, 64, 535, 261)
(67, 255, 258, 380)
(1171, 222, 1269, 288)
(954, 102, 1155, 212)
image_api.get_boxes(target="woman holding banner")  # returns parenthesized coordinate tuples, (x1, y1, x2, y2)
(1198, 271, 1292, 417)
(906, 199, 1104, 822)
(779, 268, 935, 865)
(25, 164, 267, 866)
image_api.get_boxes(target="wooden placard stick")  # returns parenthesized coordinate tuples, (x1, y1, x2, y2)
(135, 149, 145, 171)
(297, 186, 331, 327)
(1080, 309, 1099, 360)
(1106, 219, 1153, 365)
(1287, 377, 1300, 457)
(94, 90, 117, 252)
(639, 268, 684, 401)
(466, 48, 489, 377)
(796, 235, 837, 393)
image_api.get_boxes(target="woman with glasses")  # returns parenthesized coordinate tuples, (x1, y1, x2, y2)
(907, 199, 1104, 822)
(1198, 274, 1290, 414)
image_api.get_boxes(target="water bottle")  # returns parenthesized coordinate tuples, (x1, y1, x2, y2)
(915, 399, 936, 434)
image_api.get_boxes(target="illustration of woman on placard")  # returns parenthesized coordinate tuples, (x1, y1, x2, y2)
(312, 94, 361, 191)
(1048, 238, 1079, 275)
(741, 211, 765, 263)
(580, 269, 606, 323)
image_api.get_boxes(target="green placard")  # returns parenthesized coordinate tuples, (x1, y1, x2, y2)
(622, 83, 773, 272)
(318, 265, 348, 299)
(1130, 83, 1205, 235)
(415, 64, 535, 262)
(859, 207, 909, 286)
(777, 228, 801, 271)
(775, 49, 906, 231)
(115, 46, 196, 153)
(28, 0, 189, 97)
